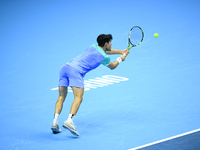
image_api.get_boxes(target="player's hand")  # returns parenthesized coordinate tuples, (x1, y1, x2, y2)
(119, 55, 126, 61)
(122, 49, 130, 56)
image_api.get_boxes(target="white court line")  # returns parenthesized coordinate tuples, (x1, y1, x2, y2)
(129, 128, 200, 150)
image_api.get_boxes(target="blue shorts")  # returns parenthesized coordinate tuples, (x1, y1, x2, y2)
(59, 64, 84, 88)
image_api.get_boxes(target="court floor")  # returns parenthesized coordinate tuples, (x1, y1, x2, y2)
(1, 0, 200, 149)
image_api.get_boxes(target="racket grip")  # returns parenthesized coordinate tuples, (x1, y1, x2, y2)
(123, 53, 126, 56)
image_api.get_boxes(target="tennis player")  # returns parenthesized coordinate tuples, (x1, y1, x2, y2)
(51, 34, 129, 136)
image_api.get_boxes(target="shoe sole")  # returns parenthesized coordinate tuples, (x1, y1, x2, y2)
(62, 123, 79, 136)
(51, 127, 61, 134)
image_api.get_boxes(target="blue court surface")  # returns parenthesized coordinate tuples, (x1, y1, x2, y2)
(1, 0, 200, 150)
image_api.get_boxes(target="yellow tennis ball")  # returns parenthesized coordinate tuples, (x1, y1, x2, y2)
(154, 33, 159, 38)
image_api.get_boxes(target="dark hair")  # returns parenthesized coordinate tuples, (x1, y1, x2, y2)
(97, 34, 113, 47)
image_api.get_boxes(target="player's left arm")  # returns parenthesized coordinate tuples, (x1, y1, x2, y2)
(107, 55, 126, 70)
(106, 49, 129, 56)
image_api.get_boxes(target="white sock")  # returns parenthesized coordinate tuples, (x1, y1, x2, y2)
(53, 114, 59, 124)
(67, 114, 75, 123)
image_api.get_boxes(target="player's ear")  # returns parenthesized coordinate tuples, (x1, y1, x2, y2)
(104, 42, 108, 47)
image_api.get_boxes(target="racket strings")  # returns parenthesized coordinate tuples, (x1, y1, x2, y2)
(129, 27, 143, 46)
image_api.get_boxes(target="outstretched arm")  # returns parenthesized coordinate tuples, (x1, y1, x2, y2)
(106, 49, 129, 55)
(107, 55, 126, 70)
(105, 49, 123, 54)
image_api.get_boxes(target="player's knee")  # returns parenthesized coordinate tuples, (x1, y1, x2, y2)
(79, 97, 83, 103)
(58, 96, 65, 102)
(75, 97, 83, 104)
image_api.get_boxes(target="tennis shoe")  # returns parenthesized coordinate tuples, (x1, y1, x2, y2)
(62, 120, 79, 136)
(51, 123, 61, 133)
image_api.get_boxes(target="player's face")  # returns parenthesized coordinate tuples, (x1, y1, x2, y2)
(105, 40, 112, 51)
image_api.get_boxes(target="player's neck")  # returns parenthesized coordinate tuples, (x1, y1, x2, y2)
(98, 46, 106, 52)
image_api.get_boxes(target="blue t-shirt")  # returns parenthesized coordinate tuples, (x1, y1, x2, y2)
(67, 44, 110, 76)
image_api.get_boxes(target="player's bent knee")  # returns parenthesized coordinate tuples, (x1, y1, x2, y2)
(58, 96, 66, 102)
(75, 97, 83, 103)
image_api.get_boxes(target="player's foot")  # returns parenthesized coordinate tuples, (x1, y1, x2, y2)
(62, 120, 79, 136)
(51, 123, 61, 134)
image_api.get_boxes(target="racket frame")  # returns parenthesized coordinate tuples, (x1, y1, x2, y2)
(127, 26, 144, 50)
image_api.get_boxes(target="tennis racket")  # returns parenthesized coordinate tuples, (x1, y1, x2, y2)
(127, 26, 144, 50)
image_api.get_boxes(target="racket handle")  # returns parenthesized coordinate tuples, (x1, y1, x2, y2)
(123, 53, 126, 56)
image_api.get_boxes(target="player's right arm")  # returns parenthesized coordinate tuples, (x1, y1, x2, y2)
(107, 55, 126, 70)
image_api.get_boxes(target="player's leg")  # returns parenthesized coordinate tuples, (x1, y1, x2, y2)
(55, 86, 68, 114)
(51, 86, 68, 133)
(62, 87, 84, 136)
(70, 87, 84, 115)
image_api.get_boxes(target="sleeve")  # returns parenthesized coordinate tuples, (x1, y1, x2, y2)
(100, 55, 111, 66)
